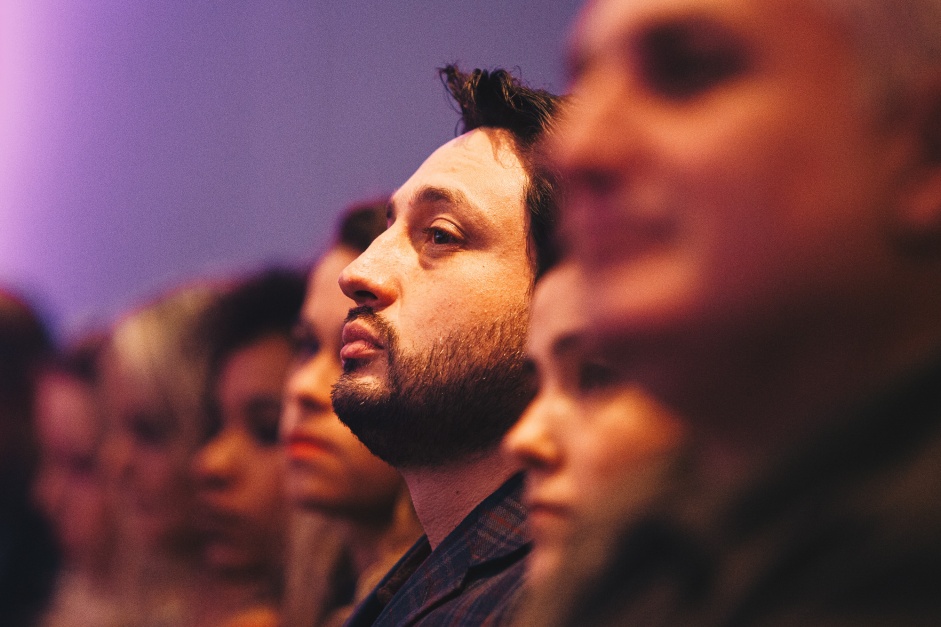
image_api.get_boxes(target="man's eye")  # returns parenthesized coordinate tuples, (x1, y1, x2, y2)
(637, 20, 749, 100)
(424, 227, 460, 246)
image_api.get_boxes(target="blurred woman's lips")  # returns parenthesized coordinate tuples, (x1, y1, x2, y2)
(285, 432, 334, 462)
(525, 497, 573, 541)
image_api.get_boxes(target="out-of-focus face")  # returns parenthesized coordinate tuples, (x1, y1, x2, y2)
(33, 370, 113, 570)
(282, 246, 403, 519)
(552, 0, 913, 374)
(333, 128, 536, 467)
(503, 265, 684, 586)
(192, 335, 291, 574)
(101, 352, 196, 551)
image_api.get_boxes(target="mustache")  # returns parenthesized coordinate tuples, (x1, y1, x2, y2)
(345, 305, 397, 348)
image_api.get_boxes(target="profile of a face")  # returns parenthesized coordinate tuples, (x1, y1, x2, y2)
(99, 290, 214, 554)
(33, 370, 113, 570)
(192, 334, 292, 574)
(332, 128, 537, 467)
(551, 0, 917, 357)
(100, 352, 197, 551)
(281, 246, 403, 518)
(504, 265, 684, 586)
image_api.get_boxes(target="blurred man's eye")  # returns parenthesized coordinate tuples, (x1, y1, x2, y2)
(637, 19, 749, 100)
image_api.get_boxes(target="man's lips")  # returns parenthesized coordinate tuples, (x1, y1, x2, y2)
(340, 320, 384, 361)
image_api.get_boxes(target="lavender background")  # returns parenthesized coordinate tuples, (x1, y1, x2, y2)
(0, 1, 579, 338)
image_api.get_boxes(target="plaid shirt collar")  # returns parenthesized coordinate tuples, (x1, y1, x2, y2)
(350, 472, 529, 626)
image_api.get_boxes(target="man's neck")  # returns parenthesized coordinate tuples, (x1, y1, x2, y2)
(400, 448, 521, 549)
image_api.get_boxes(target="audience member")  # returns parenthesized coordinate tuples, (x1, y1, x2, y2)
(190, 269, 306, 627)
(281, 201, 421, 627)
(32, 337, 124, 626)
(100, 285, 218, 624)
(331, 65, 563, 626)
(502, 264, 685, 624)
(546, 0, 941, 624)
(0, 289, 60, 626)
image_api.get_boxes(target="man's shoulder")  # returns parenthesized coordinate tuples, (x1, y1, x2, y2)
(353, 473, 531, 627)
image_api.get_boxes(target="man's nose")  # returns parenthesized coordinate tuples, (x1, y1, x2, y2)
(338, 230, 398, 309)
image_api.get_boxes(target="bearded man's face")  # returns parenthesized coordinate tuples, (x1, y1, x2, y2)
(332, 128, 537, 468)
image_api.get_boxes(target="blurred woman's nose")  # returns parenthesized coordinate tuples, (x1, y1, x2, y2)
(503, 392, 564, 471)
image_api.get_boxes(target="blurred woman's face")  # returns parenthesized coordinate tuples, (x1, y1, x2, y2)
(101, 351, 196, 552)
(33, 370, 113, 570)
(282, 246, 403, 520)
(191, 334, 291, 575)
(503, 265, 686, 586)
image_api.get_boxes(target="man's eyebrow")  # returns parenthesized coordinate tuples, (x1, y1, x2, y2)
(387, 186, 472, 222)
(413, 185, 474, 210)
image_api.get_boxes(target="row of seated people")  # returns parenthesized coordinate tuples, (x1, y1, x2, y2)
(7, 0, 941, 620)
(1, 200, 426, 627)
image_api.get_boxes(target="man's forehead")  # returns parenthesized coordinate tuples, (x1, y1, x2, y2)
(389, 127, 528, 216)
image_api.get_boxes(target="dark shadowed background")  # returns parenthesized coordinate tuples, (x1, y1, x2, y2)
(0, 0, 579, 337)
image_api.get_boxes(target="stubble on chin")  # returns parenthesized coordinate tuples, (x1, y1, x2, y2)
(331, 309, 535, 469)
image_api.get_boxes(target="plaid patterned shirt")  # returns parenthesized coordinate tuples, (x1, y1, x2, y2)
(344, 473, 530, 626)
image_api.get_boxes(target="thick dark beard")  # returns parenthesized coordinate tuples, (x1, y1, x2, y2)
(331, 306, 535, 469)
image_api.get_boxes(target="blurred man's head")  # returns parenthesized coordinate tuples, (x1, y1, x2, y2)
(332, 66, 563, 469)
(550, 0, 941, 427)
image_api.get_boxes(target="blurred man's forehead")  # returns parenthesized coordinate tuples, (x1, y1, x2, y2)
(568, 0, 789, 75)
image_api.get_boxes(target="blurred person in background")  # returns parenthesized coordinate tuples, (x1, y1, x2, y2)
(190, 269, 306, 627)
(281, 201, 422, 627)
(32, 336, 124, 626)
(502, 264, 685, 625)
(0, 289, 60, 626)
(100, 284, 219, 625)
(544, 0, 941, 623)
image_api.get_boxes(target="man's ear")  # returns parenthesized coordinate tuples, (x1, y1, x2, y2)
(896, 81, 941, 250)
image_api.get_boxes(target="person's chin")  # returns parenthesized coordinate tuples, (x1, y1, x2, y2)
(527, 544, 566, 588)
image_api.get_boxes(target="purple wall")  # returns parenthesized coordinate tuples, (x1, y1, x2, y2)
(0, 0, 579, 337)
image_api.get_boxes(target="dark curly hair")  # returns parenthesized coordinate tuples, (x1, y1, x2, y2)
(200, 269, 306, 403)
(440, 64, 564, 278)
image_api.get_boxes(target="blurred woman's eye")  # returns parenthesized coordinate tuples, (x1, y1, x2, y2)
(67, 452, 97, 478)
(201, 404, 223, 443)
(637, 19, 750, 100)
(577, 360, 622, 394)
(246, 399, 281, 446)
(291, 324, 321, 361)
(127, 410, 174, 446)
